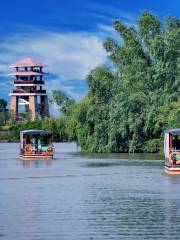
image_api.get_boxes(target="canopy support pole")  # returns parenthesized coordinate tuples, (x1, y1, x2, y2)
(170, 134, 173, 153)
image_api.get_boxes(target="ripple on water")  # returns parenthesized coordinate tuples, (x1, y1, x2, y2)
(0, 143, 179, 240)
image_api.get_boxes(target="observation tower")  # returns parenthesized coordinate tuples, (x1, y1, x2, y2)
(9, 58, 49, 121)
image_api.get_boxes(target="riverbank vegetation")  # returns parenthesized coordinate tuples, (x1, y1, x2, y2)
(1, 12, 179, 152)
(62, 11, 180, 153)
(0, 118, 68, 142)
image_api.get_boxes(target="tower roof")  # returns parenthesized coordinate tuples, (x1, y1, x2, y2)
(10, 58, 48, 67)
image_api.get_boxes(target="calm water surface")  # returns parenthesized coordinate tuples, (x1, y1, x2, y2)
(0, 143, 180, 240)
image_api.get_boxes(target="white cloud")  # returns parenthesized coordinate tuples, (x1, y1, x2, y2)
(85, 2, 136, 24)
(0, 31, 106, 80)
(0, 79, 12, 93)
(96, 23, 122, 41)
(0, 4, 136, 102)
(97, 24, 115, 33)
(0, 30, 108, 103)
(0, 64, 9, 73)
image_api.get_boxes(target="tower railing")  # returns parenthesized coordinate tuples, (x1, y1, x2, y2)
(14, 80, 44, 84)
(13, 89, 46, 94)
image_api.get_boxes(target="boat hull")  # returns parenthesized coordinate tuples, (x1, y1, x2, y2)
(20, 154, 53, 161)
(164, 165, 180, 175)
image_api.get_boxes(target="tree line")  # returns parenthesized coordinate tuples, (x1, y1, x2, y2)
(56, 11, 180, 153)
(1, 12, 180, 152)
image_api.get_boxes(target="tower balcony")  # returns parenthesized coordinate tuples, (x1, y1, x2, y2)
(13, 89, 46, 94)
(9, 70, 46, 76)
(14, 80, 44, 85)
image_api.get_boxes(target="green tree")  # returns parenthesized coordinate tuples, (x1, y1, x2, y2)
(0, 99, 8, 125)
(0, 99, 7, 112)
(51, 90, 76, 115)
(68, 11, 180, 153)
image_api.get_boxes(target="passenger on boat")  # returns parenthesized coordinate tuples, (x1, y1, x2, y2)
(173, 135, 180, 150)
(38, 138, 42, 153)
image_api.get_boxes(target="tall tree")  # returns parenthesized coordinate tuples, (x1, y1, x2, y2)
(0, 99, 7, 112)
(51, 90, 76, 115)
(62, 12, 180, 153)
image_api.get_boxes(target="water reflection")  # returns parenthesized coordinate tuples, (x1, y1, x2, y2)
(20, 159, 53, 168)
(82, 159, 163, 168)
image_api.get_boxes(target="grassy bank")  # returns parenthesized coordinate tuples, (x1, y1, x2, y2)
(0, 130, 18, 142)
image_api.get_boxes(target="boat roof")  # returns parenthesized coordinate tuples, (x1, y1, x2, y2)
(20, 130, 51, 135)
(165, 129, 180, 134)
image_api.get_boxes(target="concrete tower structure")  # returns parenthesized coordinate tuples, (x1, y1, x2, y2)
(9, 58, 49, 121)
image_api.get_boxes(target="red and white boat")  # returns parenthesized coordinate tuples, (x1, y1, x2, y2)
(20, 130, 55, 160)
(164, 129, 180, 174)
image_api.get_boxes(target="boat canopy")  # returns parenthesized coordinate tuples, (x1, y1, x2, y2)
(20, 130, 52, 150)
(164, 129, 180, 134)
(164, 129, 180, 160)
(20, 130, 51, 135)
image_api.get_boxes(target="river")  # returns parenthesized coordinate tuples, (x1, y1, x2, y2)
(0, 143, 180, 240)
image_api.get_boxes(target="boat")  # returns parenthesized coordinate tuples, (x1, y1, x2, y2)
(20, 130, 55, 160)
(164, 129, 180, 174)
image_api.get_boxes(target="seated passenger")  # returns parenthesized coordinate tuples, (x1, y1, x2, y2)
(38, 138, 42, 153)
(173, 135, 180, 150)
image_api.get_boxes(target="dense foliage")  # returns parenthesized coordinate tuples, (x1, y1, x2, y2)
(66, 12, 180, 153)
(6, 118, 68, 142)
(0, 99, 8, 125)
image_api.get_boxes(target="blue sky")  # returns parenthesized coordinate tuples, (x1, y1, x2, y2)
(0, 0, 179, 115)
